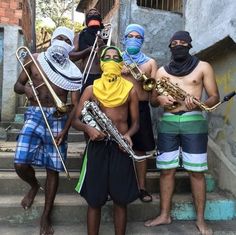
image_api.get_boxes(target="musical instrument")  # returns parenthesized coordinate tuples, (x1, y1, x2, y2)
(124, 52, 156, 91)
(155, 76, 236, 111)
(81, 101, 153, 161)
(82, 23, 112, 85)
(16, 46, 70, 117)
(16, 46, 71, 179)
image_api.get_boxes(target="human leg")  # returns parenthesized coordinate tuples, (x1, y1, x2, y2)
(87, 206, 101, 235)
(40, 168, 59, 235)
(131, 102, 155, 202)
(189, 172, 212, 235)
(14, 163, 41, 209)
(135, 155, 152, 202)
(144, 168, 175, 226)
(113, 203, 127, 235)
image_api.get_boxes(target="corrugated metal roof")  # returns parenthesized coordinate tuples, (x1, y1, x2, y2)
(76, 0, 89, 11)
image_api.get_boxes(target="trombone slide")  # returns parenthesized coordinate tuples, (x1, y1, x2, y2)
(16, 46, 71, 179)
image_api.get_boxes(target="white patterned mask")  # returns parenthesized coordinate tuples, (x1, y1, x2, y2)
(48, 39, 73, 66)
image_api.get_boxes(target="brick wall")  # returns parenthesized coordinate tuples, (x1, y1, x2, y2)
(0, 0, 22, 25)
(0, 0, 33, 45)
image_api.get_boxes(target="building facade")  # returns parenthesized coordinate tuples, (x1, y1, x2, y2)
(0, 0, 35, 121)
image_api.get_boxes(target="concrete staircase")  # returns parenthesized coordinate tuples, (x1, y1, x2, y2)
(0, 140, 235, 225)
(0, 107, 236, 234)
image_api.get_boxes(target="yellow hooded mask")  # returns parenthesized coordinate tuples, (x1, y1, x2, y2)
(93, 46, 133, 108)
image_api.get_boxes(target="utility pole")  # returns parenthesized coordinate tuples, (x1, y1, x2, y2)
(31, 0, 36, 52)
(71, 0, 75, 30)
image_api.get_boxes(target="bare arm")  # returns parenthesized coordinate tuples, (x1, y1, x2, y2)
(55, 90, 80, 145)
(125, 88, 139, 137)
(63, 90, 80, 133)
(72, 86, 106, 140)
(184, 62, 220, 110)
(14, 55, 36, 101)
(69, 33, 92, 62)
(201, 62, 220, 107)
(150, 58, 158, 78)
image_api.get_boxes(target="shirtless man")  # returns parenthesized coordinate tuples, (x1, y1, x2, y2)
(14, 26, 82, 235)
(73, 46, 139, 235)
(69, 8, 105, 94)
(145, 31, 219, 235)
(122, 24, 158, 202)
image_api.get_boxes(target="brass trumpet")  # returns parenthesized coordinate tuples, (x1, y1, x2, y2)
(124, 52, 156, 91)
(82, 23, 112, 85)
(16, 46, 70, 179)
(156, 77, 236, 112)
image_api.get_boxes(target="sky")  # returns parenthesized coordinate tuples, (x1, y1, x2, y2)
(40, 11, 85, 27)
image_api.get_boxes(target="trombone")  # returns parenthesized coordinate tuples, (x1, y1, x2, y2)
(16, 46, 71, 179)
(82, 23, 112, 85)
(123, 51, 156, 91)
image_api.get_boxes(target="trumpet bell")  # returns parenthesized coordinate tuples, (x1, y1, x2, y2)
(143, 78, 156, 91)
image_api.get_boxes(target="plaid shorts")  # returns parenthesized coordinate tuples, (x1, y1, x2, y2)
(14, 106, 68, 172)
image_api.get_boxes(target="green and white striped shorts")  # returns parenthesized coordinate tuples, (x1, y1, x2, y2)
(156, 111, 208, 172)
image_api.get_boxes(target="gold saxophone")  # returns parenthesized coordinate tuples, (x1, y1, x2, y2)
(124, 52, 156, 91)
(155, 77, 235, 112)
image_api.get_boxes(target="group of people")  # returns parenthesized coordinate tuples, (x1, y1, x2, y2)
(14, 7, 219, 235)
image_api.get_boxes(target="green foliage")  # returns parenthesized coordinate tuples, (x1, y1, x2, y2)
(35, 0, 83, 49)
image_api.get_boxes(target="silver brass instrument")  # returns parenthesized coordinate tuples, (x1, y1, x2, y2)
(16, 46, 70, 179)
(82, 23, 112, 85)
(81, 101, 153, 161)
(156, 76, 236, 112)
(124, 52, 156, 91)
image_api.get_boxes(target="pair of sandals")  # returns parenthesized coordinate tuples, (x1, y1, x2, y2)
(139, 189, 152, 202)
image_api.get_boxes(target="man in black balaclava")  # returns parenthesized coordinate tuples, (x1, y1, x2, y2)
(145, 31, 220, 235)
(164, 30, 199, 76)
(70, 8, 106, 94)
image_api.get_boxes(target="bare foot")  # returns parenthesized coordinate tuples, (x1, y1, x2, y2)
(144, 215, 172, 227)
(21, 184, 41, 210)
(40, 215, 54, 235)
(196, 221, 213, 235)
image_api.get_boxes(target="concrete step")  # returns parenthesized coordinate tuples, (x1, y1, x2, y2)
(6, 128, 85, 142)
(0, 151, 84, 171)
(0, 171, 213, 195)
(0, 152, 157, 172)
(0, 192, 234, 225)
(1, 220, 236, 235)
(0, 142, 86, 170)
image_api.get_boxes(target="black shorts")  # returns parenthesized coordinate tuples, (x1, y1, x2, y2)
(77, 140, 139, 207)
(131, 101, 155, 152)
(81, 73, 101, 94)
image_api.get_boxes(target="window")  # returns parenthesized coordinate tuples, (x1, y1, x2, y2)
(137, 0, 183, 14)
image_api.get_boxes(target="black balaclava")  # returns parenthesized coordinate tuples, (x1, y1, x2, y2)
(79, 8, 104, 51)
(164, 31, 199, 76)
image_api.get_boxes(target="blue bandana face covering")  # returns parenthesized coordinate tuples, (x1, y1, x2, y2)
(122, 24, 150, 65)
(125, 37, 143, 55)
